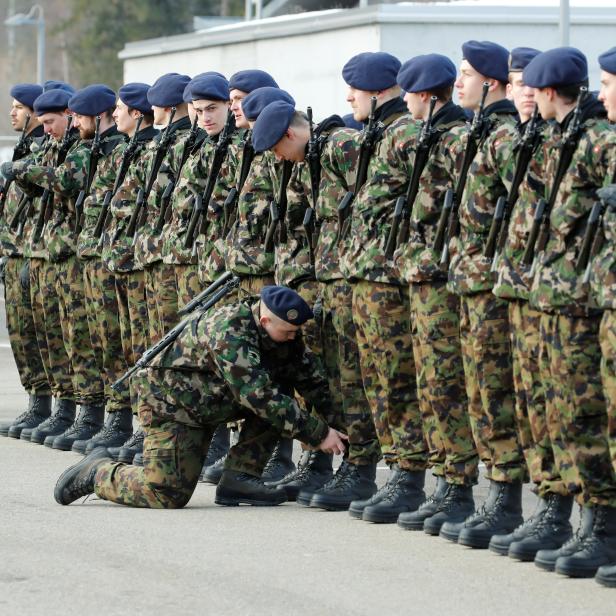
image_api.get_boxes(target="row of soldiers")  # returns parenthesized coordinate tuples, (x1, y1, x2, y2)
(1, 40, 616, 587)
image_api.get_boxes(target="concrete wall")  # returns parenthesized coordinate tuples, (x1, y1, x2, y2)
(121, 3, 616, 121)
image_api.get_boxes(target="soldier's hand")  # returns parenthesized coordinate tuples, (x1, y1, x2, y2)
(318, 428, 349, 456)
(597, 184, 616, 210)
(0, 162, 16, 182)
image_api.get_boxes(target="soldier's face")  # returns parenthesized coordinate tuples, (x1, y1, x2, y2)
(599, 70, 616, 122)
(260, 314, 300, 342)
(507, 73, 536, 122)
(113, 99, 140, 135)
(38, 111, 69, 140)
(533, 88, 556, 121)
(455, 61, 487, 111)
(193, 99, 229, 135)
(346, 87, 378, 122)
(272, 127, 308, 163)
(403, 91, 425, 120)
(152, 105, 171, 127)
(9, 99, 32, 131)
(72, 113, 96, 139)
(230, 89, 249, 129)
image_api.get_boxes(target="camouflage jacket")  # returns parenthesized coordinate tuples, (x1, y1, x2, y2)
(100, 126, 159, 273)
(146, 298, 331, 443)
(0, 126, 45, 257)
(391, 101, 468, 284)
(529, 102, 616, 313)
(134, 115, 192, 269)
(339, 97, 411, 284)
(77, 127, 126, 259)
(492, 120, 548, 302)
(160, 128, 207, 266)
(13, 131, 88, 262)
(226, 149, 278, 277)
(447, 99, 519, 296)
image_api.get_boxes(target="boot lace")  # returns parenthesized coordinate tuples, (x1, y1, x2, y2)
(122, 430, 144, 448)
(320, 461, 351, 491)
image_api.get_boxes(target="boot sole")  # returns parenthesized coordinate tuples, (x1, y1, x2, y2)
(555, 563, 599, 578)
(348, 508, 364, 520)
(508, 547, 540, 562)
(296, 494, 314, 507)
(595, 573, 616, 588)
(439, 528, 462, 542)
(488, 544, 511, 556)
(362, 511, 400, 524)
(54, 450, 111, 505)
(53, 441, 77, 451)
(215, 489, 287, 507)
(534, 557, 557, 572)
(458, 535, 490, 549)
(398, 519, 426, 531)
(309, 500, 350, 512)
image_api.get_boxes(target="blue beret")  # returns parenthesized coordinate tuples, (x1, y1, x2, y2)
(251, 101, 295, 153)
(342, 113, 363, 130)
(33, 89, 72, 116)
(523, 47, 588, 88)
(229, 70, 278, 94)
(599, 47, 616, 75)
(241, 87, 295, 122)
(190, 74, 230, 102)
(509, 47, 541, 72)
(68, 84, 116, 116)
(119, 82, 152, 114)
(147, 73, 191, 108)
(10, 83, 43, 109)
(260, 285, 313, 325)
(462, 40, 510, 83)
(43, 80, 75, 94)
(342, 52, 401, 91)
(397, 54, 456, 93)
(184, 74, 226, 103)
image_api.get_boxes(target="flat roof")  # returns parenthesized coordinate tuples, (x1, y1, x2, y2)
(119, 2, 616, 60)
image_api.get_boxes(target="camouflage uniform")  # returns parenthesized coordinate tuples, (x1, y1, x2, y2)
(341, 98, 428, 472)
(530, 107, 616, 507)
(0, 126, 51, 397)
(94, 299, 331, 508)
(447, 100, 526, 483)
(395, 101, 477, 485)
(493, 120, 561, 495)
(77, 127, 128, 412)
(134, 116, 192, 343)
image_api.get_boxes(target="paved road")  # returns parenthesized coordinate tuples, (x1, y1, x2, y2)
(0, 294, 613, 615)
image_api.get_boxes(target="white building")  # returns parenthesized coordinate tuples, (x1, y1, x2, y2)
(120, 1, 616, 119)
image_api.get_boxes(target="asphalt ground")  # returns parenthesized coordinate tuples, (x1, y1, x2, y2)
(0, 292, 614, 615)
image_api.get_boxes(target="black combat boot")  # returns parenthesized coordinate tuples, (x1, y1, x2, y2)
(71, 408, 133, 454)
(109, 429, 144, 463)
(489, 496, 550, 556)
(260, 438, 296, 483)
(268, 450, 333, 501)
(31, 399, 76, 445)
(457, 481, 523, 548)
(215, 469, 288, 506)
(296, 459, 351, 507)
(54, 448, 112, 505)
(596, 562, 616, 588)
(424, 484, 475, 536)
(199, 424, 230, 482)
(309, 461, 377, 511)
(7, 395, 52, 439)
(508, 494, 573, 561)
(555, 506, 616, 578)
(398, 475, 448, 530)
(0, 398, 33, 437)
(439, 479, 500, 542)
(535, 505, 594, 571)
(349, 464, 400, 519)
(51, 403, 105, 451)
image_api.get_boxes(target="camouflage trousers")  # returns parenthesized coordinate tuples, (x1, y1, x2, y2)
(538, 310, 616, 508)
(82, 259, 130, 412)
(509, 301, 557, 495)
(352, 281, 426, 471)
(600, 310, 616, 481)
(4, 256, 50, 395)
(321, 279, 380, 465)
(144, 262, 179, 345)
(94, 369, 283, 508)
(410, 281, 477, 485)
(30, 258, 74, 399)
(459, 292, 525, 483)
(114, 270, 149, 410)
(55, 256, 104, 404)
(174, 263, 201, 310)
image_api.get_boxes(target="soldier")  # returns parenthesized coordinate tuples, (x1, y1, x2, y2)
(387, 55, 477, 532)
(54, 286, 348, 509)
(489, 48, 575, 561)
(522, 47, 616, 578)
(440, 41, 526, 548)
(101, 83, 159, 463)
(64, 85, 131, 455)
(133, 73, 192, 345)
(0, 83, 51, 439)
(338, 51, 427, 517)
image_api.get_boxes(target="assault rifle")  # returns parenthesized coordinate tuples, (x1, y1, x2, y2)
(74, 115, 102, 235)
(303, 107, 320, 266)
(0, 114, 31, 218)
(222, 135, 255, 234)
(263, 159, 293, 252)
